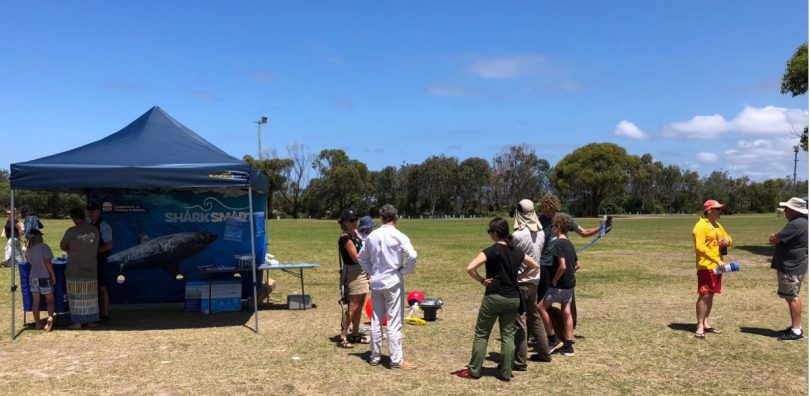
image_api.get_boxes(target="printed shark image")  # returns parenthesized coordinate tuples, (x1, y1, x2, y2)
(108, 232, 218, 276)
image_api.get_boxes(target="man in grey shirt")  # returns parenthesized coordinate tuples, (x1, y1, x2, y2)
(769, 197, 808, 342)
(61, 207, 100, 329)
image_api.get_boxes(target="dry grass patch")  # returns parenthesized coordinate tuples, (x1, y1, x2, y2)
(0, 215, 805, 394)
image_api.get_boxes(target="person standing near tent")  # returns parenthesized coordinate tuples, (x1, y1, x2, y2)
(692, 199, 732, 338)
(768, 197, 808, 342)
(25, 229, 56, 332)
(3, 209, 24, 267)
(358, 204, 418, 369)
(21, 206, 44, 240)
(337, 209, 370, 348)
(87, 202, 113, 321)
(61, 207, 101, 330)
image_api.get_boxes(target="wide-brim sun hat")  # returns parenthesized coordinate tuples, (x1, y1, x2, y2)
(779, 197, 809, 215)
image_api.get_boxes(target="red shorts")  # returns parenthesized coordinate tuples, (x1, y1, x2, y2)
(697, 270, 722, 295)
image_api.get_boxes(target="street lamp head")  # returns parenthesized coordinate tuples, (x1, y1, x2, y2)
(260, 116, 268, 124)
(794, 145, 800, 153)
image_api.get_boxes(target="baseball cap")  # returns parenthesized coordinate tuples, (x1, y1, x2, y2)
(28, 229, 43, 236)
(703, 199, 725, 211)
(339, 209, 359, 222)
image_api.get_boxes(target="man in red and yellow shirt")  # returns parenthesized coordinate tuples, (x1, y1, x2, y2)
(692, 199, 732, 338)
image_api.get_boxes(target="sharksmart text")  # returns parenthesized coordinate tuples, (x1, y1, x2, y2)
(165, 211, 250, 223)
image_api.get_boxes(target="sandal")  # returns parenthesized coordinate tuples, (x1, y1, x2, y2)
(694, 332, 705, 338)
(339, 339, 354, 349)
(351, 334, 370, 344)
(43, 318, 53, 333)
(705, 328, 721, 334)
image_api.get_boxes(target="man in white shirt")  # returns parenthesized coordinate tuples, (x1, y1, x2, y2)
(358, 204, 418, 369)
(512, 199, 551, 367)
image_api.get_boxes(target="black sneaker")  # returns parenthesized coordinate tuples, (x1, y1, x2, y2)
(548, 337, 564, 353)
(512, 364, 527, 372)
(778, 327, 793, 334)
(778, 330, 804, 342)
(560, 345, 575, 356)
(529, 353, 551, 362)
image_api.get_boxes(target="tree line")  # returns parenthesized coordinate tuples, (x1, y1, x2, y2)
(244, 142, 807, 219)
(1, 143, 804, 220)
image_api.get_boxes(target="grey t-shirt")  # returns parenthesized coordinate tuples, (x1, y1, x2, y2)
(771, 216, 808, 275)
(25, 243, 54, 279)
(60, 223, 100, 280)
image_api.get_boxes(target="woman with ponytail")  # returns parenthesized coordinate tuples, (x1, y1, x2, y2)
(455, 217, 539, 381)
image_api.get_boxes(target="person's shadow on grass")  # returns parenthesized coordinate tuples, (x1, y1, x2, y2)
(668, 323, 696, 333)
(739, 327, 781, 338)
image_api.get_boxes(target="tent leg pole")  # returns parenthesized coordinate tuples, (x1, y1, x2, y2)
(248, 187, 259, 334)
(10, 190, 16, 341)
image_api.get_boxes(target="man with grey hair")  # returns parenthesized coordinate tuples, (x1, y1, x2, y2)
(769, 197, 808, 342)
(358, 204, 418, 369)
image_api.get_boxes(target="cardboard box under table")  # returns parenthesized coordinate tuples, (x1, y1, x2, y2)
(185, 280, 241, 313)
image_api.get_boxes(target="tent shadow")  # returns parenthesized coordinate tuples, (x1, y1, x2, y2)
(739, 327, 780, 338)
(734, 245, 774, 257)
(92, 303, 255, 331)
(668, 323, 696, 333)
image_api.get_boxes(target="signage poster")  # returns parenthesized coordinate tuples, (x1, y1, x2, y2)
(87, 189, 267, 304)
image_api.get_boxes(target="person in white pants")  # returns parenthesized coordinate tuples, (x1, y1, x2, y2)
(358, 204, 418, 369)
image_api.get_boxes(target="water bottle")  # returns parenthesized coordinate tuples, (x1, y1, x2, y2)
(714, 262, 741, 275)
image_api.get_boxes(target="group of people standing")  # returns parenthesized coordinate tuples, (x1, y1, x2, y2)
(693, 197, 808, 342)
(6, 203, 113, 332)
(456, 193, 602, 381)
(337, 204, 419, 369)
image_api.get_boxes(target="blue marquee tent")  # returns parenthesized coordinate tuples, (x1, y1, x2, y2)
(11, 106, 266, 191)
(8, 106, 267, 339)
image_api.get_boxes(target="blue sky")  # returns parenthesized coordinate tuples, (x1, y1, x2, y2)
(2, 1, 808, 182)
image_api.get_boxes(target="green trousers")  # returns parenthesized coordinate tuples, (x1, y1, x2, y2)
(467, 293, 520, 378)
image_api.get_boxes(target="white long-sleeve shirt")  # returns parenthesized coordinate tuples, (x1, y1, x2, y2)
(358, 224, 417, 290)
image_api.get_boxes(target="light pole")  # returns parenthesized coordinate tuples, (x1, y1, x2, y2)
(255, 116, 268, 159)
(793, 145, 800, 189)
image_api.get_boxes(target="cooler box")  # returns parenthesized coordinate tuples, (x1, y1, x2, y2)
(185, 280, 242, 313)
(287, 294, 312, 309)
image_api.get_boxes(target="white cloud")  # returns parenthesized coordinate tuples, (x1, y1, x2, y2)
(468, 55, 547, 79)
(721, 137, 799, 178)
(663, 114, 728, 139)
(426, 84, 472, 97)
(730, 105, 807, 136)
(663, 106, 808, 139)
(612, 120, 650, 140)
(696, 152, 719, 163)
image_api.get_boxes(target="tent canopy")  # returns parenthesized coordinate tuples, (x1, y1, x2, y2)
(10, 106, 266, 191)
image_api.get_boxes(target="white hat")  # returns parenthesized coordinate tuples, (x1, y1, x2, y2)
(514, 199, 540, 232)
(779, 197, 808, 215)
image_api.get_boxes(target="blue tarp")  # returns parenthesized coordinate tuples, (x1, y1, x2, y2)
(10, 106, 266, 191)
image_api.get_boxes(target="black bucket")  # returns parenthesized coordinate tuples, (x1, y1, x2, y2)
(420, 298, 443, 321)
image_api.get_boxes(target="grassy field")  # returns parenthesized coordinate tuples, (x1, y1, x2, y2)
(0, 214, 806, 395)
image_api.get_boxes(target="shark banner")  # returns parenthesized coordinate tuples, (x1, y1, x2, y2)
(87, 189, 267, 304)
